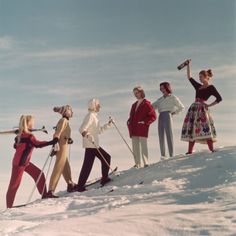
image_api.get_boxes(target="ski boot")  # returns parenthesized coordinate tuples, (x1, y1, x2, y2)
(67, 183, 78, 193)
(43, 191, 59, 199)
(100, 177, 111, 186)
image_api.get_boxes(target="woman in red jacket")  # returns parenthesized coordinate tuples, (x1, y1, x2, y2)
(6, 115, 58, 208)
(127, 86, 156, 168)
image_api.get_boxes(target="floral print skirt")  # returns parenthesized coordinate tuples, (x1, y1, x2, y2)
(181, 101, 217, 144)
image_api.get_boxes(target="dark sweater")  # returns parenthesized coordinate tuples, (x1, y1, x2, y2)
(190, 78, 222, 103)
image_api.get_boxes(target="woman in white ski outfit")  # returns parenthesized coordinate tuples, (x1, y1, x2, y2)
(77, 98, 113, 192)
(152, 82, 184, 159)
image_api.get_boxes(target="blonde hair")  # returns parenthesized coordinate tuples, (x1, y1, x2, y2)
(18, 115, 34, 136)
(133, 86, 145, 98)
(88, 98, 100, 112)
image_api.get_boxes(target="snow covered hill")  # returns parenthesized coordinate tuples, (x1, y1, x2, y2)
(0, 146, 236, 236)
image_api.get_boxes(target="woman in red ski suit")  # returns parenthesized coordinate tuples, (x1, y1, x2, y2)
(6, 115, 58, 208)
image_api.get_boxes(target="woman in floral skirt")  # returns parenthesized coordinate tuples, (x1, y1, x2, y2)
(181, 60, 222, 154)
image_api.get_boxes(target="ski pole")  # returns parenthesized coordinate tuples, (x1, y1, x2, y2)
(26, 147, 53, 205)
(109, 117, 135, 159)
(86, 137, 115, 172)
(41, 154, 54, 199)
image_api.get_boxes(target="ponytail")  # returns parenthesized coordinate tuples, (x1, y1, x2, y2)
(17, 115, 34, 142)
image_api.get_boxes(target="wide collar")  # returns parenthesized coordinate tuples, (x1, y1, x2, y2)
(134, 99, 146, 113)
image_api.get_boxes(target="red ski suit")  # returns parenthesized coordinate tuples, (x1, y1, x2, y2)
(6, 133, 51, 208)
(127, 99, 157, 138)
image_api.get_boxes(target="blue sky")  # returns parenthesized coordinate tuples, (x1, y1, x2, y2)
(0, 0, 235, 208)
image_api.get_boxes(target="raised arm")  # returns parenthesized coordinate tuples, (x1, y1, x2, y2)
(186, 60, 202, 90)
(186, 59, 192, 80)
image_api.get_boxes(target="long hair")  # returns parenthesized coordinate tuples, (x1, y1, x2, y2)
(160, 82, 172, 94)
(18, 115, 34, 140)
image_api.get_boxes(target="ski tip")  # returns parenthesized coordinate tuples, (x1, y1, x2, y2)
(12, 204, 27, 208)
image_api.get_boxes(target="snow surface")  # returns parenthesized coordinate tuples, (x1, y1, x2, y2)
(0, 146, 236, 236)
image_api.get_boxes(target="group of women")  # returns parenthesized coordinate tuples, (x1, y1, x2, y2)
(128, 60, 222, 168)
(6, 60, 222, 208)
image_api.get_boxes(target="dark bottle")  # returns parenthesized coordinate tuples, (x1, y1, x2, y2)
(177, 60, 190, 70)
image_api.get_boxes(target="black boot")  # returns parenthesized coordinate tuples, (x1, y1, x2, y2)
(77, 186, 87, 192)
(43, 191, 59, 199)
(100, 177, 111, 186)
(67, 183, 77, 193)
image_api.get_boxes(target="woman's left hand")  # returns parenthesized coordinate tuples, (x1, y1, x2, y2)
(205, 104, 209, 110)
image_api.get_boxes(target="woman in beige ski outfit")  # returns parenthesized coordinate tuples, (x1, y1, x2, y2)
(45, 105, 76, 198)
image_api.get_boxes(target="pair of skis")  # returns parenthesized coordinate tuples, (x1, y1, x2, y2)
(0, 126, 48, 135)
(12, 167, 118, 208)
(85, 166, 118, 189)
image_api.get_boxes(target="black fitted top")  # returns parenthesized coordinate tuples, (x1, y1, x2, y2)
(189, 78, 222, 103)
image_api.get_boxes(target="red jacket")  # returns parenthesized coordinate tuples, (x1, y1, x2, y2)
(127, 99, 156, 138)
(13, 133, 50, 167)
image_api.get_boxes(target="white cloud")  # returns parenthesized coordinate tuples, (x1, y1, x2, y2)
(0, 36, 14, 50)
(214, 64, 236, 79)
(22, 43, 216, 61)
(23, 44, 148, 60)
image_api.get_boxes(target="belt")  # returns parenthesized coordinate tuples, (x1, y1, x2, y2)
(195, 98, 206, 103)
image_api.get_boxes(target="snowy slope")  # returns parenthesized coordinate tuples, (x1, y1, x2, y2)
(0, 146, 236, 236)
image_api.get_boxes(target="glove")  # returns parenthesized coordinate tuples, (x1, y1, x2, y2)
(50, 143, 60, 157)
(50, 150, 57, 157)
(67, 138, 73, 144)
(49, 137, 59, 146)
